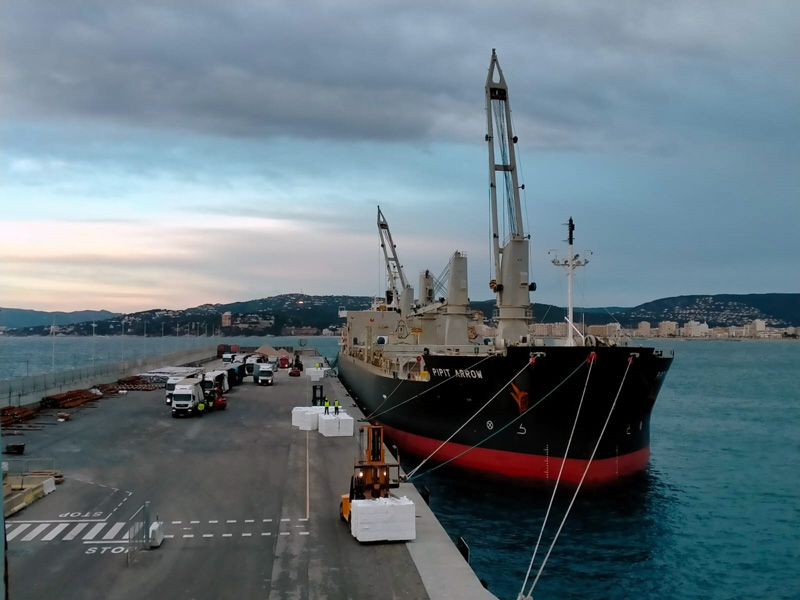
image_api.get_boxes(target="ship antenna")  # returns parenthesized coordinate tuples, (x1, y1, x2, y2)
(550, 217, 589, 346)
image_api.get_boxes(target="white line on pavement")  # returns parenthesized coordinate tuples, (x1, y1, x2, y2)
(103, 523, 126, 540)
(222, 533, 232, 537)
(63, 523, 89, 541)
(203, 534, 213, 538)
(299, 532, 310, 536)
(83, 523, 106, 540)
(22, 524, 50, 542)
(42, 524, 70, 541)
(242, 533, 251, 537)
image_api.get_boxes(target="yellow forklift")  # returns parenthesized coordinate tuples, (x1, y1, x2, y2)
(339, 425, 401, 522)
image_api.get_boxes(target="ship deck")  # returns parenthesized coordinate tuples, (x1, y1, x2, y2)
(3, 358, 495, 600)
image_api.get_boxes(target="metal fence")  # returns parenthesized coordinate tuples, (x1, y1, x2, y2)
(0, 346, 217, 408)
(126, 501, 151, 565)
(1, 457, 56, 477)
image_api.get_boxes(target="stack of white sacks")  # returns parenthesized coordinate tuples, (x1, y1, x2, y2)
(291, 406, 326, 431)
(318, 413, 355, 437)
(350, 496, 416, 542)
(291, 406, 354, 436)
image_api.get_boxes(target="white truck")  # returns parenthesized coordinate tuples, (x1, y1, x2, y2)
(171, 380, 207, 418)
(202, 370, 230, 394)
(245, 354, 266, 375)
(166, 372, 202, 405)
(254, 363, 274, 386)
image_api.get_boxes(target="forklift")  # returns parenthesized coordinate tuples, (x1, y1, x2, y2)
(339, 425, 401, 523)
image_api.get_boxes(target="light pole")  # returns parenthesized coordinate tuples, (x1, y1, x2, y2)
(162, 322, 165, 356)
(144, 320, 147, 357)
(121, 319, 125, 362)
(51, 315, 56, 373)
(92, 321, 97, 368)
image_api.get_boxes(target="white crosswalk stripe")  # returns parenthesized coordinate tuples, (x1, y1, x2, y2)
(63, 523, 89, 540)
(22, 524, 50, 542)
(83, 523, 106, 540)
(42, 524, 70, 541)
(3, 518, 311, 543)
(102, 523, 126, 540)
(6, 524, 32, 541)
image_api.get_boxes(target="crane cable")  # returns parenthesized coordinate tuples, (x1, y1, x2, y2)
(518, 352, 597, 598)
(522, 356, 634, 599)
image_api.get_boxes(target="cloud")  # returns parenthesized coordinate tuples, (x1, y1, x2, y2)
(2, 1, 797, 155)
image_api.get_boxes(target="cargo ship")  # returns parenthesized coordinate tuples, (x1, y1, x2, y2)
(338, 50, 673, 485)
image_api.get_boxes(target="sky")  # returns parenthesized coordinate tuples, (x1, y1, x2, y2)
(1, 0, 798, 313)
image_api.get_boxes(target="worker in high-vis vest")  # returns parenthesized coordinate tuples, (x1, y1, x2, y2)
(334, 398, 340, 416)
(324, 397, 330, 415)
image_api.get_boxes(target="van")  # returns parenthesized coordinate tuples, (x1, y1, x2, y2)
(171, 380, 206, 418)
(254, 363, 274, 386)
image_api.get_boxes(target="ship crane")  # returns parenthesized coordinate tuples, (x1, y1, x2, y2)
(377, 206, 414, 316)
(486, 49, 534, 346)
(549, 217, 590, 347)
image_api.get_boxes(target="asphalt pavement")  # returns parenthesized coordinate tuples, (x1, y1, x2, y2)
(4, 364, 429, 600)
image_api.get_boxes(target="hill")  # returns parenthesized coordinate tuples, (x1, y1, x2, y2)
(0, 308, 121, 329)
(2, 292, 796, 336)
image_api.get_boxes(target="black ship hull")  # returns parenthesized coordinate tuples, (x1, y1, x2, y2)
(339, 346, 672, 484)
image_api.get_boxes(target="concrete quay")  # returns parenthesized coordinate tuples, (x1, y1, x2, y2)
(3, 357, 496, 599)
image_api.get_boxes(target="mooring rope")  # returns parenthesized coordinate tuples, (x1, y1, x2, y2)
(405, 359, 532, 479)
(408, 357, 588, 481)
(518, 352, 596, 598)
(367, 353, 494, 422)
(523, 356, 634, 599)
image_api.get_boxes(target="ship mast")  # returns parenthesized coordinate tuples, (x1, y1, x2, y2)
(550, 217, 589, 346)
(377, 206, 413, 315)
(486, 49, 532, 345)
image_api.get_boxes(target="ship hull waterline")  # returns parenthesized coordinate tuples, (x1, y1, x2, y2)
(338, 345, 672, 485)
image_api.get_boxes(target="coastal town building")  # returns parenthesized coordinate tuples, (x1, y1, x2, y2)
(221, 312, 232, 327)
(658, 321, 678, 337)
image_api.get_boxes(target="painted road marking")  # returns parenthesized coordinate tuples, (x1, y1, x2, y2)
(299, 531, 310, 536)
(222, 533, 232, 537)
(244, 519, 254, 523)
(263, 519, 272, 522)
(298, 518, 308, 522)
(280, 518, 290, 522)
(22, 524, 50, 541)
(103, 523, 126, 540)
(203, 534, 213, 538)
(123, 522, 142, 540)
(242, 533, 251, 537)
(42, 524, 70, 541)
(261, 532, 271, 536)
(83, 524, 106, 540)
(63, 523, 89, 540)
(226, 520, 236, 523)
(164, 535, 174, 539)
(280, 532, 290, 536)
(183, 535, 194, 538)
(190, 520, 200, 524)
(6, 524, 32, 541)
(172, 521, 182, 524)
(209, 520, 218, 524)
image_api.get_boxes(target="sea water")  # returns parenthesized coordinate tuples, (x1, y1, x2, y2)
(407, 340, 800, 600)
(0, 335, 341, 380)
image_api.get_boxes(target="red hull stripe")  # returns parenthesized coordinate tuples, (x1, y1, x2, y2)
(381, 424, 650, 484)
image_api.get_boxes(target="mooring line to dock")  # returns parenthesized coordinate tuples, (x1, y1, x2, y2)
(406, 359, 534, 479)
(519, 352, 596, 598)
(369, 353, 494, 422)
(524, 356, 633, 599)
(408, 357, 588, 481)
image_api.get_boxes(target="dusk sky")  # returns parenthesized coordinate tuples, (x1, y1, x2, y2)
(1, 1, 798, 313)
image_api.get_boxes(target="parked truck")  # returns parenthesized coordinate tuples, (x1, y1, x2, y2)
(171, 380, 207, 417)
